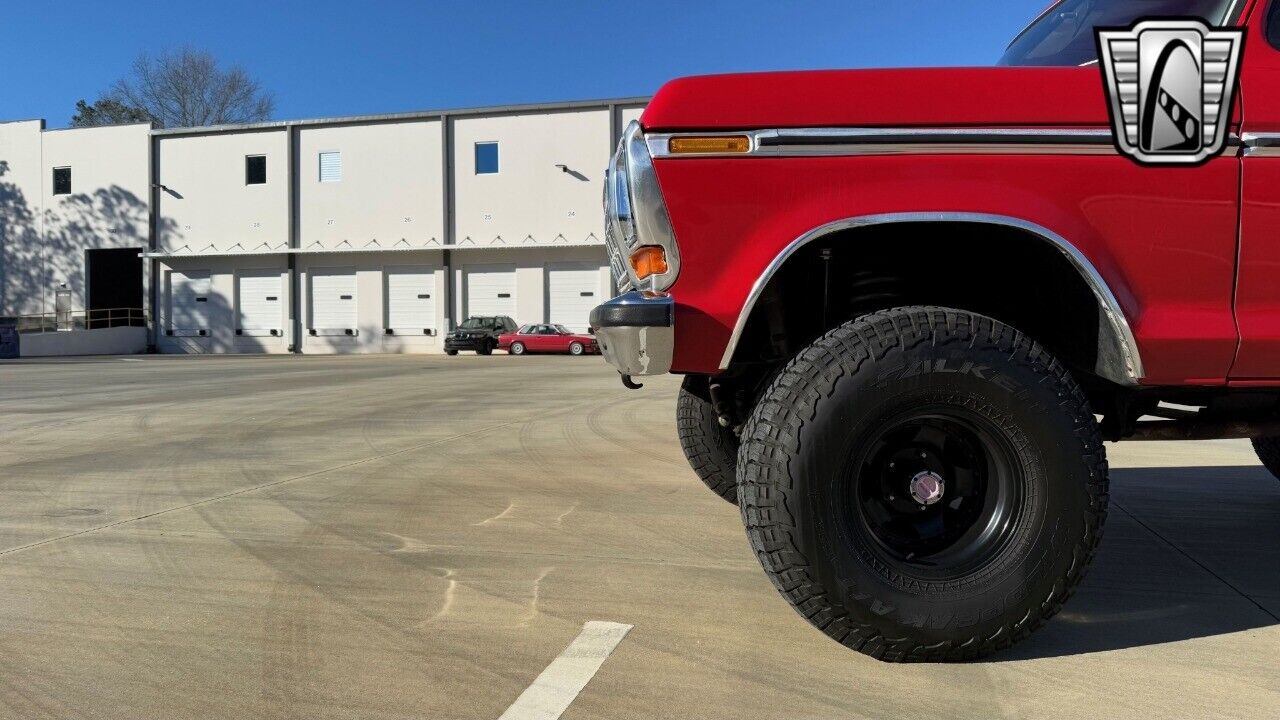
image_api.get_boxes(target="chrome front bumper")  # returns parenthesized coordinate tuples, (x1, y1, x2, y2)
(589, 292, 674, 377)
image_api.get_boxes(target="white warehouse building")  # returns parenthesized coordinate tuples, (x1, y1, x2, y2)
(0, 97, 647, 354)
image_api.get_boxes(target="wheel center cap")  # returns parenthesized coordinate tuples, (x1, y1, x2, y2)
(909, 470, 945, 506)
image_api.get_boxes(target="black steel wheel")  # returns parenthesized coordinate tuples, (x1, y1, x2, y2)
(739, 307, 1108, 662)
(849, 410, 1022, 579)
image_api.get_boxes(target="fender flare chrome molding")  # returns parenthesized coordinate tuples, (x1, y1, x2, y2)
(718, 212, 1145, 386)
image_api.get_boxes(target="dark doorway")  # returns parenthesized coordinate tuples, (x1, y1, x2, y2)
(85, 247, 144, 328)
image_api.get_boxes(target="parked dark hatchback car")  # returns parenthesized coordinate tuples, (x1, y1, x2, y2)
(444, 316, 518, 355)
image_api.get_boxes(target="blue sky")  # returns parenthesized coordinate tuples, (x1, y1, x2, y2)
(1, 1, 1049, 128)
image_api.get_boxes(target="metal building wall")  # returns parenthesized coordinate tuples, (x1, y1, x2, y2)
(1, 98, 646, 351)
(0, 121, 151, 319)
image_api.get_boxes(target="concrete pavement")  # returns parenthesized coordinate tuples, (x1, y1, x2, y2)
(0, 354, 1276, 719)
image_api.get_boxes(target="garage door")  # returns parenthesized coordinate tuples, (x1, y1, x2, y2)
(238, 270, 283, 336)
(548, 263, 601, 332)
(465, 265, 516, 319)
(386, 266, 436, 334)
(170, 270, 210, 336)
(310, 268, 357, 334)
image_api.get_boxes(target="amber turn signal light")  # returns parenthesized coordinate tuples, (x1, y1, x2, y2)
(668, 135, 751, 154)
(630, 246, 669, 280)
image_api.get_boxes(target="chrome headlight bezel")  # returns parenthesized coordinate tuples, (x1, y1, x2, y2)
(604, 121, 680, 293)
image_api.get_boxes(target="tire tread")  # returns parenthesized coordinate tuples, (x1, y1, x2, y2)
(737, 306, 1109, 662)
(677, 378, 739, 503)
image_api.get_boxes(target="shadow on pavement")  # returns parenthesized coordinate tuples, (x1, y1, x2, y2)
(997, 464, 1280, 660)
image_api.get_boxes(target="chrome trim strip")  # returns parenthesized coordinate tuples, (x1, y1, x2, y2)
(718, 212, 1144, 386)
(1242, 133, 1280, 157)
(649, 127, 1241, 159)
(648, 128, 1117, 158)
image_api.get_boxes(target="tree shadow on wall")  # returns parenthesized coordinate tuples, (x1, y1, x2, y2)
(0, 161, 180, 319)
(0, 160, 40, 317)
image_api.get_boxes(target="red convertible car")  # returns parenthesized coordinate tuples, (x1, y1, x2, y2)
(498, 324, 598, 356)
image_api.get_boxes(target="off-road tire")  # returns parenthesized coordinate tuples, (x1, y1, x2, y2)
(1250, 437, 1280, 481)
(677, 376, 739, 504)
(738, 306, 1109, 662)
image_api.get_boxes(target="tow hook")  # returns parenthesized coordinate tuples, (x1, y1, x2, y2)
(620, 373, 644, 390)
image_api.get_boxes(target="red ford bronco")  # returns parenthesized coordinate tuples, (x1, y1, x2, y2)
(591, 0, 1280, 661)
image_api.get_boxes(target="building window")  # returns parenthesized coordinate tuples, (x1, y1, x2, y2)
(245, 155, 267, 185)
(475, 142, 499, 174)
(52, 167, 72, 195)
(319, 151, 342, 183)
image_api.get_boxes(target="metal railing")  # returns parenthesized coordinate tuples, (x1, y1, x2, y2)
(6, 308, 146, 334)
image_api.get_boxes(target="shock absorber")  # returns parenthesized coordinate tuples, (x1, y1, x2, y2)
(708, 381, 738, 429)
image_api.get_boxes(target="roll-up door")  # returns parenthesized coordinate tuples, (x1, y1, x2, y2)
(548, 263, 601, 333)
(170, 270, 210, 336)
(386, 267, 436, 334)
(238, 270, 283, 337)
(465, 265, 516, 319)
(310, 268, 357, 335)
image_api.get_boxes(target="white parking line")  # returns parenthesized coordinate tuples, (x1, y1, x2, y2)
(498, 621, 633, 720)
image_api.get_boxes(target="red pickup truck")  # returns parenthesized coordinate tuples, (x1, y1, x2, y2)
(591, 0, 1280, 661)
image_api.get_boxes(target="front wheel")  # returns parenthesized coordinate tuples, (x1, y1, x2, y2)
(738, 307, 1108, 662)
(511, 342, 526, 355)
(477, 341, 493, 356)
(676, 376, 739, 504)
(445, 348, 458, 356)
(569, 342, 585, 356)
(1250, 437, 1280, 481)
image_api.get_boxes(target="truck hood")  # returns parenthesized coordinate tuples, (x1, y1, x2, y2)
(640, 67, 1110, 130)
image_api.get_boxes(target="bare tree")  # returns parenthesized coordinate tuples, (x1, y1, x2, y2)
(107, 48, 275, 129)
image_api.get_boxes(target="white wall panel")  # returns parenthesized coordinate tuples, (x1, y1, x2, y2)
(0, 122, 150, 317)
(157, 131, 289, 254)
(0, 120, 46, 316)
(452, 110, 609, 246)
(299, 121, 444, 250)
